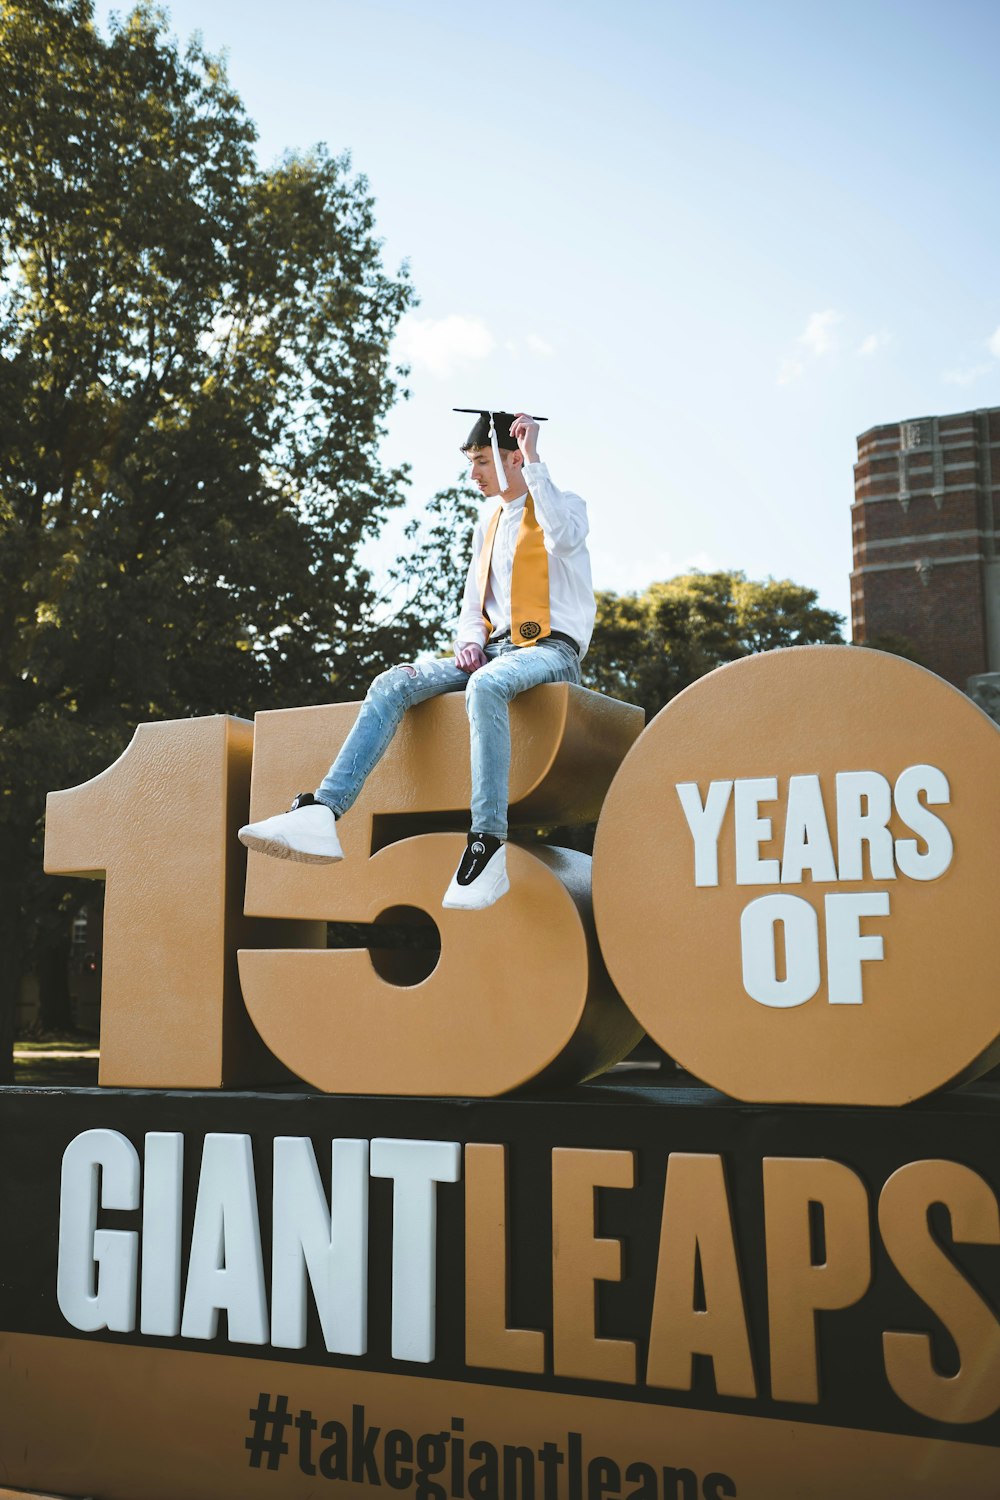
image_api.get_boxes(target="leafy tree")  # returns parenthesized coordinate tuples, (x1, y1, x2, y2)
(385, 482, 479, 652)
(583, 571, 845, 723)
(862, 631, 925, 665)
(0, 0, 468, 1064)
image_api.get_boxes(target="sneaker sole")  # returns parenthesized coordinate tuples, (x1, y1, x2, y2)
(239, 831, 344, 865)
(441, 874, 510, 910)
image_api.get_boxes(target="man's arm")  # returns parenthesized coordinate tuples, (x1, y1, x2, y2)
(511, 413, 590, 556)
(453, 523, 489, 673)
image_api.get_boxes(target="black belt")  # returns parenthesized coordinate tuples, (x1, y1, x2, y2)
(491, 628, 579, 655)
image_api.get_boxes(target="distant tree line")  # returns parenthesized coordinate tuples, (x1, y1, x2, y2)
(583, 571, 844, 722)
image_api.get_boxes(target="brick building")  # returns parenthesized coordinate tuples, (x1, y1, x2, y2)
(851, 405, 1000, 689)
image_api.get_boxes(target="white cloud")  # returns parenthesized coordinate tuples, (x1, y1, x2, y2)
(777, 357, 805, 386)
(394, 313, 495, 379)
(800, 309, 843, 357)
(858, 330, 890, 357)
(776, 308, 843, 385)
(939, 325, 1000, 384)
(943, 363, 992, 387)
(502, 333, 556, 360)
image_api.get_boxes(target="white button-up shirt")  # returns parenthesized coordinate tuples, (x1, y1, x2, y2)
(454, 462, 596, 658)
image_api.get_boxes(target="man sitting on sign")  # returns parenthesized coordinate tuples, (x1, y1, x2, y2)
(239, 409, 596, 910)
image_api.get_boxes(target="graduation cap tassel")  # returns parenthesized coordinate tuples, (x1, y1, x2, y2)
(488, 413, 508, 492)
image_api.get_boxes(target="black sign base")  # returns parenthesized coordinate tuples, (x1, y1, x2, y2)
(2, 1076, 999, 1499)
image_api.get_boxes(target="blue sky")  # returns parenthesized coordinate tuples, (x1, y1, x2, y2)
(97, 0, 1000, 626)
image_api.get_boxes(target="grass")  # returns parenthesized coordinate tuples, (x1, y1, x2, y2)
(13, 1055, 100, 1086)
(14, 1034, 98, 1052)
(11, 1033, 100, 1087)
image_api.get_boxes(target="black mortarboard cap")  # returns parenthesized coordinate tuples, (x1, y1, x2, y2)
(453, 409, 548, 491)
(454, 409, 547, 450)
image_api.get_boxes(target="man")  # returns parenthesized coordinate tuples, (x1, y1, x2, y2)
(239, 409, 596, 910)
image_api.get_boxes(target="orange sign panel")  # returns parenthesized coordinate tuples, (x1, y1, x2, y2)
(43, 647, 1000, 1103)
(593, 646, 1000, 1104)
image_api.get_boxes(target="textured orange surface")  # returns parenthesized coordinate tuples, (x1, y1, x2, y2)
(240, 686, 644, 1094)
(2, 1332, 999, 1500)
(594, 646, 1000, 1104)
(44, 716, 312, 1089)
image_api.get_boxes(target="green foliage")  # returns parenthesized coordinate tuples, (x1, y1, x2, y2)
(386, 480, 479, 645)
(0, 0, 467, 1060)
(862, 632, 925, 666)
(584, 571, 845, 722)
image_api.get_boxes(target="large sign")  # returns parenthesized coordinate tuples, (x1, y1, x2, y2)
(4, 645, 1000, 1497)
(2, 1086, 1000, 1498)
(43, 646, 1000, 1104)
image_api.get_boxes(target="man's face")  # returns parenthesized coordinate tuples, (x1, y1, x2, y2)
(465, 445, 522, 499)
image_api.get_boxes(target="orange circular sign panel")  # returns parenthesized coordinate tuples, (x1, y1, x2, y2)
(593, 646, 1000, 1105)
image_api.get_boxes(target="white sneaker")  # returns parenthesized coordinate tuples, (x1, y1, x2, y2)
(442, 833, 509, 910)
(239, 792, 344, 864)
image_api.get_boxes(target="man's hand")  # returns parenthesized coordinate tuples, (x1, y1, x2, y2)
(455, 642, 488, 674)
(510, 412, 540, 465)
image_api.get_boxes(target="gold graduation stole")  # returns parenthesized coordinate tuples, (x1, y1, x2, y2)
(476, 492, 551, 645)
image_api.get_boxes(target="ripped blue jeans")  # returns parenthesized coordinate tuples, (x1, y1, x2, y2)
(314, 639, 582, 839)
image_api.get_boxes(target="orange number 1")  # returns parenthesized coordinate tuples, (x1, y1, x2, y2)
(44, 716, 322, 1088)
